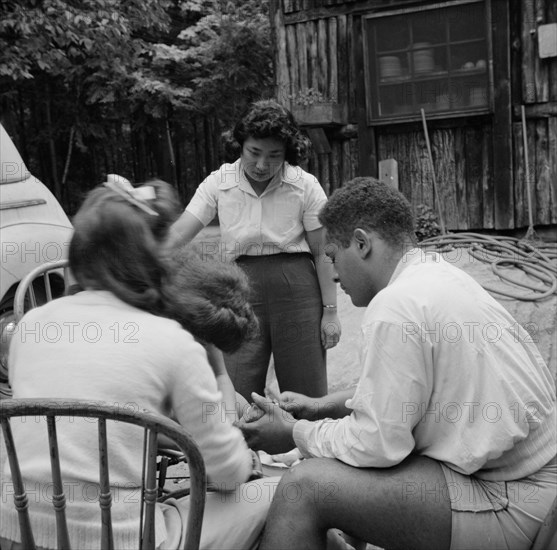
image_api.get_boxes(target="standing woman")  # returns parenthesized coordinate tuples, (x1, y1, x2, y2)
(167, 99, 340, 402)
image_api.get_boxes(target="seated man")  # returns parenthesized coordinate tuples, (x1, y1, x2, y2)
(238, 177, 557, 550)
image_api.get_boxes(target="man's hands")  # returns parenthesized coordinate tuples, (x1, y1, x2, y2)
(277, 388, 355, 421)
(235, 393, 297, 454)
(276, 391, 324, 421)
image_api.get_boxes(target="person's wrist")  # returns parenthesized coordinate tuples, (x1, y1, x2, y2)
(247, 449, 263, 480)
(322, 305, 338, 316)
(310, 396, 328, 420)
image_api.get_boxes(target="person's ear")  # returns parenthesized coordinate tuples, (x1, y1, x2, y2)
(353, 228, 372, 257)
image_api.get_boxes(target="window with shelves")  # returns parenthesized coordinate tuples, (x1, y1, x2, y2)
(363, 1, 491, 123)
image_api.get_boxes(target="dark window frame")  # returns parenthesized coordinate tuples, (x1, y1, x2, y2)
(362, 0, 494, 125)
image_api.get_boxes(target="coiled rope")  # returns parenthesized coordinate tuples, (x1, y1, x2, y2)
(418, 233, 557, 302)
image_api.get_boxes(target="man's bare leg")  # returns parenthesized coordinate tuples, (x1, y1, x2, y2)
(259, 455, 452, 550)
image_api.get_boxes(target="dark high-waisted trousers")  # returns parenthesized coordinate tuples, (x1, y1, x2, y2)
(224, 252, 327, 402)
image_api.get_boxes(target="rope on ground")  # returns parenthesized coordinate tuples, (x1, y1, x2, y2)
(418, 233, 557, 302)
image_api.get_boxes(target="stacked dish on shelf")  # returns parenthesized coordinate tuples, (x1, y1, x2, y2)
(469, 86, 487, 106)
(379, 55, 402, 78)
(413, 43, 434, 73)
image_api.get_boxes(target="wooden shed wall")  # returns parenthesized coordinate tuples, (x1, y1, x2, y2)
(511, 0, 557, 227)
(272, 0, 557, 230)
(378, 123, 493, 229)
(273, 3, 360, 195)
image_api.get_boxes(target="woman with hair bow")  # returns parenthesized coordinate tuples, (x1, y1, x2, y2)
(0, 176, 277, 550)
(167, 99, 341, 403)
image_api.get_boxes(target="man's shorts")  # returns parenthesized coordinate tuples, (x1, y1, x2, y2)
(441, 456, 556, 550)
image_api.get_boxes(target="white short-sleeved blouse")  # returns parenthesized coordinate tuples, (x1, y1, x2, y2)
(186, 160, 326, 261)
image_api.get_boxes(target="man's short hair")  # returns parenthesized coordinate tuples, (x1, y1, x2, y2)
(319, 177, 416, 248)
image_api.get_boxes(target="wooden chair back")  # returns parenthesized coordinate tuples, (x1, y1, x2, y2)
(13, 259, 72, 323)
(0, 398, 207, 550)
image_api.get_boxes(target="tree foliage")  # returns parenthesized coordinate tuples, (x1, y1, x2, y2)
(0, 0, 273, 212)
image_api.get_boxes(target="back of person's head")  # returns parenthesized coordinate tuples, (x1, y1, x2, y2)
(319, 177, 416, 249)
(232, 99, 310, 165)
(69, 179, 181, 313)
(162, 245, 259, 353)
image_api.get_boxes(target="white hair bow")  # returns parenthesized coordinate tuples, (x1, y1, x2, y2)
(103, 174, 158, 216)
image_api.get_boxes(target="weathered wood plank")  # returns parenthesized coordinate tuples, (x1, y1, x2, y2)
(549, 0, 557, 102)
(328, 17, 338, 101)
(283, 0, 294, 14)
(433, 129, 457, 230)
(349, 137, 359, 181)
(337, 15, 348, 109)
(522, 0, 537, 102)
(352, 13, 376, 177)
(526, 117, 538, 226)
(392, 133, 407, 205)
(273, 2, 291, 102)
(414, 132, 429, 208)
(535, 119, 551, 224)
(513, 121, 527, 227)
(509, 0, 523, 105)
(400, 133, 413, 206)
(342, 139, 351, 186)
(482, 125, 495, 229)
(534, 0, 549, 102)
(491, 0, 514, 228)
(330, 140, 341, 192)
(465, 126, 484, 229)
(347, 14, 358, 122)
(320, 151, 331, 194)
(317, 18, 328, 95)
(286, 25, 299, 98)
(454, 127, 468, 229)
(532, 0, 555, 103)
(306, 145, 316, 177)
(512, 101, 557, 118)
(296, 24, 309, 90)
(311, 146, 318, 181)
(306, 20, 318, 92)
(377, 133, 387, 165)
(549, 117, 557, 222)
(283, 0, 433, 25)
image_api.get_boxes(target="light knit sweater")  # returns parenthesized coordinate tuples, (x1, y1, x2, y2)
(0, 290, 252, 549)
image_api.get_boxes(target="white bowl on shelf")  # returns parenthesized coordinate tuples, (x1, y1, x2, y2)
(469, 86, 487, 106)
(379, 56, 402, 78)
(413, 43, 434, 73)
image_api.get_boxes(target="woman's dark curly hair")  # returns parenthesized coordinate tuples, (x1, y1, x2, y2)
(162, 245, 259, 353)
(319, 177, 416, 249)
(232, 99, 311, 165)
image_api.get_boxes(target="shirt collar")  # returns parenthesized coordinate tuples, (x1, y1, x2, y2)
(217, 159, 306, 192)
(387, 247, 442, 286)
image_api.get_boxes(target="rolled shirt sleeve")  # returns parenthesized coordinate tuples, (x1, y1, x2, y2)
(293, 319, 433, 468)
(297, 170, 327, 232)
